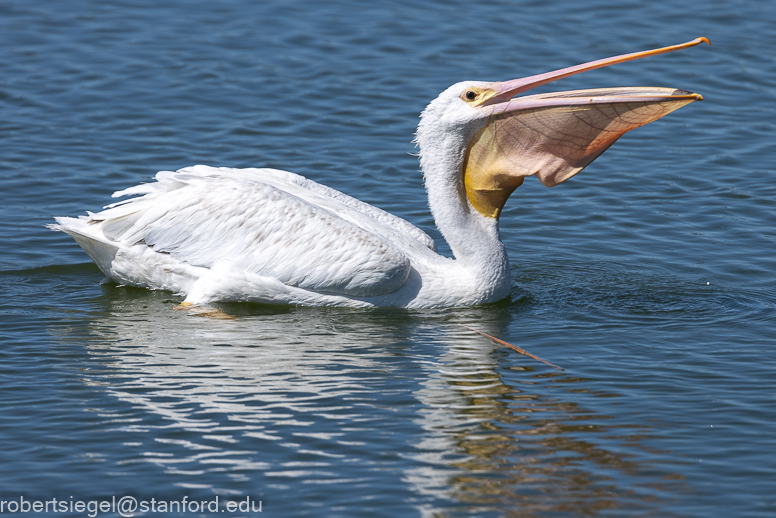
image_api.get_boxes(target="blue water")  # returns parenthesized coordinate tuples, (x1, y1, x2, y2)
(1, 0, 774, 516)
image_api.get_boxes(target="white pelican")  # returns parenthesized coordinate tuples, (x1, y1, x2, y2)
(52, 38, 708, 309)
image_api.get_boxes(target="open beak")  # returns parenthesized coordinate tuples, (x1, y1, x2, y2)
(485, 37, 709, 105)
(463, 38, 709, 218)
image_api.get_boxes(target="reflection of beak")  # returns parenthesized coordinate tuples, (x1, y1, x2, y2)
(463, 38, 709, 219)
(484, 37, 709, 106)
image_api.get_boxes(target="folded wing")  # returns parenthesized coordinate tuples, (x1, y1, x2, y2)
(85, 167, 413, 297)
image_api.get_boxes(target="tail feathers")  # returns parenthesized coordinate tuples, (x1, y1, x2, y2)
(49, 218, 118, 276)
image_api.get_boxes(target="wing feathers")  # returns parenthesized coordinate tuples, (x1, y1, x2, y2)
(82, 167, 414, 297)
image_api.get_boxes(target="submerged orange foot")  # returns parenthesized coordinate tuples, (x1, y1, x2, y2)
(173, 302, 235, 319)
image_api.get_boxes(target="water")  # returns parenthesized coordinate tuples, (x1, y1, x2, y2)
(1, 0, 774, 516)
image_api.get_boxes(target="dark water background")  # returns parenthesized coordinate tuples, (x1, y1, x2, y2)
(1, 0, 774, 516)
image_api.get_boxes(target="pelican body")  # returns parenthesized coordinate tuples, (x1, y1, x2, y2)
(52, 39, 708, 308)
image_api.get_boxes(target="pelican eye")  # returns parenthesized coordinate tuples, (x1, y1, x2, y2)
(461, 87, 496, 105)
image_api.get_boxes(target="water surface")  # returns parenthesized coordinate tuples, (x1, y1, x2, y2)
(1, 0, 774, 516)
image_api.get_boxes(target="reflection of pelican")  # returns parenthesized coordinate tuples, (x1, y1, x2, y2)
(52, 39, 707, 308)
(56, 295, 686, 511)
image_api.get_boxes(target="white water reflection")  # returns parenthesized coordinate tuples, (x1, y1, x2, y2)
(56, 287, 685, 515)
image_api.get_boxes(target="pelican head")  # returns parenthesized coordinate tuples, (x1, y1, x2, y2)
(417, 38, 709, 219)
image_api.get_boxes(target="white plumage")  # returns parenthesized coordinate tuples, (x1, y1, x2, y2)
(54, 166, 469, 307)
(51, 39, 707, 308)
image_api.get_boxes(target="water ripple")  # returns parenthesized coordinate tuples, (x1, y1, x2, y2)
(1, 0, 775, 515)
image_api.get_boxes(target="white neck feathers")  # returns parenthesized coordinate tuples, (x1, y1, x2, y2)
(415, 93, 510, 294)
